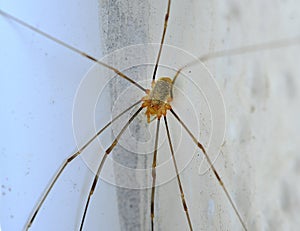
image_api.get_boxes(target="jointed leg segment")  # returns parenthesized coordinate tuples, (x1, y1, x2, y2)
(170, 109, 248, 231)
(24, 101, 142, 230)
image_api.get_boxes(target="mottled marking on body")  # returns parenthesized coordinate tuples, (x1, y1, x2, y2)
(150, 77, 173, 103)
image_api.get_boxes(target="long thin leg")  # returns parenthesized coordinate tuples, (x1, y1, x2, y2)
(152, 0, 171, 82)
(150, 118, 161, 231)
(79, 106, 143, 231)
(200, 36, 300, 62)
(25, 100, 141, 230)
(163, 116, 193, 231)
(170, 109, 248, 231)
(0, 10, 147, 93)
(172, 36, 300, 85)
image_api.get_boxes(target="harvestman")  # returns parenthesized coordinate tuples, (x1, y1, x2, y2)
(1, 0, 300, 230)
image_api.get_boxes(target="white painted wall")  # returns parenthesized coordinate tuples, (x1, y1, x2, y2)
(1, 1, 300, 231)
(0, 1, 119, 230)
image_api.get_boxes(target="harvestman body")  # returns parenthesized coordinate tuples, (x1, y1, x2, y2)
(1, 0, 300, 230)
